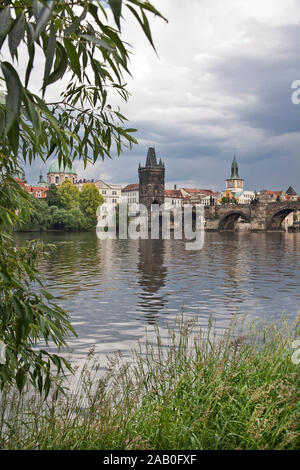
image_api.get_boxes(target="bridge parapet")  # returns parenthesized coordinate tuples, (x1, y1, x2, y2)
(204, 200, 300, 231)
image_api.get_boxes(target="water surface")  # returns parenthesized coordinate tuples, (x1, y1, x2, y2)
(16, 231, 300, 365)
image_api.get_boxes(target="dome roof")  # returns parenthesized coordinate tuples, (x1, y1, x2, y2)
(48, 160, 77, 175)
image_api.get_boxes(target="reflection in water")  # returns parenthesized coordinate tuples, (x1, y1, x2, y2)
(137, 239, 168, 324)
(15, 231, 300, 365)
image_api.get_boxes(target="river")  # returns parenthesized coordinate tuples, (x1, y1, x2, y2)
(16, 231, 300, 367)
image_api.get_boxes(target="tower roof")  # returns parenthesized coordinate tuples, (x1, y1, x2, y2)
(286, 186, 297, 196)
(48, 160, 77, 175)
(230, 153, 240, 179)
(145, 147, 158, 167)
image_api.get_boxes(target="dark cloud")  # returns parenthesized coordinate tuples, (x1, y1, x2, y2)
(23, 1, 300, 195)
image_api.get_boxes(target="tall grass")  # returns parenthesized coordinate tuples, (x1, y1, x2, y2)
(0, 314, 299, 450)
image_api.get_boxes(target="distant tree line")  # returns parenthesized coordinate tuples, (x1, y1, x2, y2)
(16, 181, 104, 232)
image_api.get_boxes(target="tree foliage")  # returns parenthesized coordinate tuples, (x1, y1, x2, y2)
(57, 179, 79, 209)
(0, 0, 167, 165)
(0, 0, 166, 393)
(46, 183, 62, 207)
(0, 154, 75, 394)
(79, 182, 103, 223)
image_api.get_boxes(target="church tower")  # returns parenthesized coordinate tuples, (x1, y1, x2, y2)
(138, 147, 165, 211)
(226, 154, 244, 194)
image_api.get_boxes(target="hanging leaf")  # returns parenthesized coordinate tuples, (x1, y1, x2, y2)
(126, 4, 156, 51)
(1, 62, 22, 133)
(108, 0, 122, 30)
(65, 6, 87, 36)
(0, 6, 11, 38)
(43, 23, 56, 95)
(47, 42, 68, 86)
(33, 0, 54, 40)
(79, 34, 115, 52)
(63, 38, 81, 79)
(25, 23, 35, 87)
(8, 14, 25, 59)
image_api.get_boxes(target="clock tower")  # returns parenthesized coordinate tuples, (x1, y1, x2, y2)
(226, 154, 244, 194)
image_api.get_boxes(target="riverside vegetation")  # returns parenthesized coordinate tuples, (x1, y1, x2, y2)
(0, 314, 299, 450)
(16, 180, 103, 232)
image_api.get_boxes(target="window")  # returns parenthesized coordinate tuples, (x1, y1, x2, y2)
(112, 199, 117, 203)
(102, 190, 106, 195)
(112, 191, 117, 195)
(55, 176, 59, 184)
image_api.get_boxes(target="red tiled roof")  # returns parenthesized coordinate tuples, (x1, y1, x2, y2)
(164, 189, 183, 198)
(265, 190, 290, 200)
(26, 186, 49, 198)
(122, 184, 139, 192)
(182, 188, 214, 195)
(16, 178, 48, 198)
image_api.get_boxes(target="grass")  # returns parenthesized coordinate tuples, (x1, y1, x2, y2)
(0, 314, 299, 450)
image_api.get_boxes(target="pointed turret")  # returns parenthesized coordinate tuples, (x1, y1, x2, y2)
(231, 153, 239, 178)
(286, 186, 297, 196)
(226, 154, 244, 194)
(145, 147, 158, 167)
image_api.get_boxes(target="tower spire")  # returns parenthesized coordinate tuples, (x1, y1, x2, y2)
(145, 147, 158, 167)
(231, 153, 239, 178)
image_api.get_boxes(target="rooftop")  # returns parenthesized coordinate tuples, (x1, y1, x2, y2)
(48, 160, 77, 175)
(122, 184, 139, 192)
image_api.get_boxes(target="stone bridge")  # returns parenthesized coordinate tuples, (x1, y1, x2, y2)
(202, 200, 300, 231)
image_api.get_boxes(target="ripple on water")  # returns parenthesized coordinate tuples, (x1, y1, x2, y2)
(15, 231, 300, 365)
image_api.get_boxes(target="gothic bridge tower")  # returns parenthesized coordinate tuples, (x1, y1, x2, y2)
(138, 147, 165, 212)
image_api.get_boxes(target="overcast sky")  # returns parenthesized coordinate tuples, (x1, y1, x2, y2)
(23, 0, 300, 193)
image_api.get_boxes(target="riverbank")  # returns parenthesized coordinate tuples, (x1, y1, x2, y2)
(1, 315, 299, 450)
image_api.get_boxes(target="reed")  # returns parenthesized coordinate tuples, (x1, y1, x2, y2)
(0, 314, 299, 450)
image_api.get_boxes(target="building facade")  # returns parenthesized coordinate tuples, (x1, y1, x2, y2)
(16, 174, 49, 198)
(181, 188, 220, 206)
(95, 179, 122, 209)
(164, 186, 183, 209)
(121, 183, 139, 212)
(122, 184, 139, 204)
(238, 190, 256, 204)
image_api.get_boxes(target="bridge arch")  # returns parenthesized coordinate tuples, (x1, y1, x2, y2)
(220, 210, 250, 231)
(267, 207, 296, 230)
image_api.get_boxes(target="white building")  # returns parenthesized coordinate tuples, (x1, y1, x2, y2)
(238, 191, 256, 204)
(121, 183, 139, 213)
(95, 179, 122, 221)
(95, 179, 122, 206)
(180, 188, 220, 206)
(164, 186, 183, 209)
(121, 184, 139, 202)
